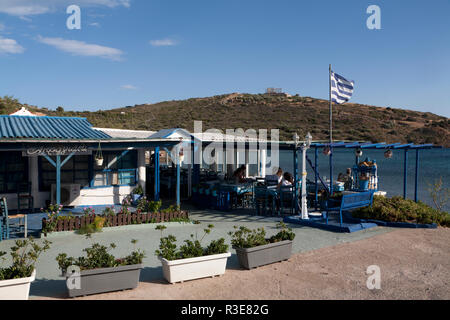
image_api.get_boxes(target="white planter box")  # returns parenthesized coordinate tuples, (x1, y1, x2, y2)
(0, 270, 36, 300)
(159, 252, 231, 284)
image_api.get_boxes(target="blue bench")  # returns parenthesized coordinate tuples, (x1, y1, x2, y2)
(325, 191, 374, 227)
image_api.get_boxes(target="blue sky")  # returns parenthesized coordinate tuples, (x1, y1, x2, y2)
(0, 0, 449, 117)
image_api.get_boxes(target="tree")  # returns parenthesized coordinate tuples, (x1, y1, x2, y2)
(428, 177, 450, 212)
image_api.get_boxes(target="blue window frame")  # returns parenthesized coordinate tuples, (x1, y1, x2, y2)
(0, 152, 28, 193)
(39, 155, 90, 191)
(38, 150, 138, 191)
(91, 150, 137, 187)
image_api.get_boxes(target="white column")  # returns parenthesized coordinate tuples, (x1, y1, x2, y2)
(301, 146, 309, 219)
(245, 148, 250, 178)
(226, 146, 234, 178)
(137, 149, 146, 194)
(260, 149, 267, 178)
(214, 150, 219, 172)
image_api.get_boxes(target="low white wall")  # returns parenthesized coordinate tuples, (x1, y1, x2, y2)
(75, 185, 135, 206)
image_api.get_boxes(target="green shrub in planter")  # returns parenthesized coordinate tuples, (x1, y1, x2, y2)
(228, 222, 295, 248)
(56, 237, 145, 297)
(229, 222, 295, 269)
(56, 238, 145, 273)
(155, 224, 228, 261)
(0, 237, 51, 280)
(155, 224, 230, 283)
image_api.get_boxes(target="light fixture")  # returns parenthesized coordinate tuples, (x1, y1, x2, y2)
(384, 149, 393, 159)
(179, 148, 185, 163)
(293, 133, 300, 148)
(305, 132, 312, 149)
(355, 148, 363, 157)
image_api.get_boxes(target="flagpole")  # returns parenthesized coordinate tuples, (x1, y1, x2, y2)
(329, 64, 334, 195)
(329, 64, 332, 144)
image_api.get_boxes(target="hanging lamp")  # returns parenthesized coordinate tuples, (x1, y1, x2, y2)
(95, 142, 104, 166)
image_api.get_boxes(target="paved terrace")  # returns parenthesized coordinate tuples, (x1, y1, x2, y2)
(0, 206, 392, 299)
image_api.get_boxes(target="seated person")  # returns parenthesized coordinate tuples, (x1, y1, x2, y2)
(265, 167, 283, 186)
(337, 168, 354, 190)
(278, 172, 294, 188)
(233, 165, 247, 183)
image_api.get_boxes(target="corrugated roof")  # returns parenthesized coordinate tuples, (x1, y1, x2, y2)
(149, 128, 193, 139)
(0, 115, 111, 140)
(94, 127, 156, 139)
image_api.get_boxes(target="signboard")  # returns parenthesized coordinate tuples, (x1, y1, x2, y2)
(22, 144, 92, 156)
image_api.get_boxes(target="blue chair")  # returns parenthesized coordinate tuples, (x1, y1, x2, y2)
(0, 197, 28, 239)
(279, 185, 295, 215)
(325, 191, 374, 227)
(254, 186, 276, 216)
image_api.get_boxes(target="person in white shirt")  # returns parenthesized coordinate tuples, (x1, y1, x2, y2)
(278, 172, 294, 188)
(265, 167, 283, 186)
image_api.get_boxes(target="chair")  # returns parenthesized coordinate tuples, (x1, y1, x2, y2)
(279, 185, 295, 215)
(17, 182, 34, 214)
(325, 191, 374, 227)
(0, 197, 27, 239)
(254, 186, 276, 216)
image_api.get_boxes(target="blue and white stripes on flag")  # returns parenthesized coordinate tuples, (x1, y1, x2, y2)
(330, 71, 354, 104)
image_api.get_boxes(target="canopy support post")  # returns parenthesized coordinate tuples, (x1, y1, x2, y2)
(415, 149, 420, 203)
(403, 149, 408, 199)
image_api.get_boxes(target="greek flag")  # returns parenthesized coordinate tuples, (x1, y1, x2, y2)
(330, 71, 354, 104)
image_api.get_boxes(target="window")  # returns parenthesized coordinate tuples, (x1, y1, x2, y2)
(0, 152, 28, 193)
(39, 155, 90, 191)
(93, 151, 137, 187)
(38, 150, 137, 190)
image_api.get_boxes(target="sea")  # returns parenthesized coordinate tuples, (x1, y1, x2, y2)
(276, 147, 450, 213)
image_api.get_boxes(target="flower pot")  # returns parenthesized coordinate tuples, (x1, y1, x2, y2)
(0, 270, 36, 300)
(359, 179, 369, 191)
(234, 240, 293, 270)
(158, 252, 231, 284)
(65, 264, 143, 298)
(95, 158, 104, 166)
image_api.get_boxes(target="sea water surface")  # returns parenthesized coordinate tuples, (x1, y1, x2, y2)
(275, 148, 449, 213)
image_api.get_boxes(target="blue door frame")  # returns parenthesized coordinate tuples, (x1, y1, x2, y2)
(42, 152, 75, 206)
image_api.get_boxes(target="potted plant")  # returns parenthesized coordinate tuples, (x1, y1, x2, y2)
(0, 238, 51, 300)
(94, 142, 104, 166)
(155, 224, 230, 284)
(56, 236, 145, 298)
(228, 222, 295, 270)
(131, 185, 144, 204)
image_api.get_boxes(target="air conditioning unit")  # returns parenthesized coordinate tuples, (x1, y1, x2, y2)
(51, 184, 81, 206)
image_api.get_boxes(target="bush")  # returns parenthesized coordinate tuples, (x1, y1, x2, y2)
(155, 224, 228, 261)
(228, 222, 296, 249)
(76, 216, 105, 235)
(56, 239, 145, 273)
(137, 198, 162, 213)
(0, 238, 51, 280)
(352, 196, 450, 227)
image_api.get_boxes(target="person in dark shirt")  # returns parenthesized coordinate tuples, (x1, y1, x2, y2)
(233, 165, 247, 183)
